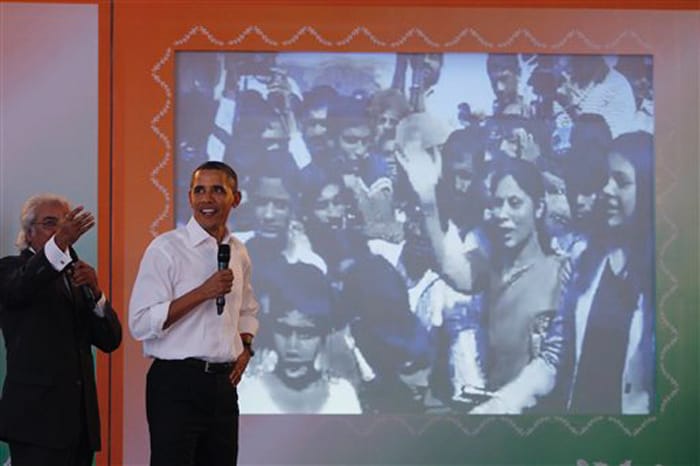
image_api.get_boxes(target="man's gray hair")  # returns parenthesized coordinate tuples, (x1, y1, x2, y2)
(15, 193, 71, 250)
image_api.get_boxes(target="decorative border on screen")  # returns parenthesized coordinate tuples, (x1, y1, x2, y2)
(150, 24, 676, 438)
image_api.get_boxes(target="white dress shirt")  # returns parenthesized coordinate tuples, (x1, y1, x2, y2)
(129, 217, 259, 363)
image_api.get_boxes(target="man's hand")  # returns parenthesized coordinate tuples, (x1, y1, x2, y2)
(395, 138, 442, 201)
(54, 206, 95, 250)
(199, 269, 234, 300)
(229, 349, 252, 386)
(69, 260, 102, 297)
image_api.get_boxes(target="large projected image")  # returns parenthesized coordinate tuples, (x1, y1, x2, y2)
(174, 51, 655, 416)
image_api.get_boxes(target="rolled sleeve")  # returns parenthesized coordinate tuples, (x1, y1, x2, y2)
(237, 248, 259, 337)
(128, 244, 175, 341)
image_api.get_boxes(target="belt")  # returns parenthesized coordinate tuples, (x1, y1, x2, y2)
(156, 358, 234, 374)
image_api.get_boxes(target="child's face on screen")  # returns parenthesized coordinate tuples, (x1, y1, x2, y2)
(273, 310, 323, 382)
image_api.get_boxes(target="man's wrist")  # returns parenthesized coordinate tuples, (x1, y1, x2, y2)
(241, 333, 255, 357)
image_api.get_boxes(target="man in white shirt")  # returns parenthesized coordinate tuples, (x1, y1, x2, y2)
(129, 161, 259, 466)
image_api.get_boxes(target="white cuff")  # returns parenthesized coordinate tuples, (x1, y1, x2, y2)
(44, 236, 72, 272)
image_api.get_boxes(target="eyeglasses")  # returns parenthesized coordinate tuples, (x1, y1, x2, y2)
(32, 218, 59, 228)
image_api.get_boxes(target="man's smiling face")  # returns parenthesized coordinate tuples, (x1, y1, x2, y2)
(189, 169, 241, 240)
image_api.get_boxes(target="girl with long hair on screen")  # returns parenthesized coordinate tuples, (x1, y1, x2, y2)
(561, 130, 655, 414)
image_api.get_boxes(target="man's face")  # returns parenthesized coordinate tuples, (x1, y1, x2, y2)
(447, 152, 476, 197)
(338, 124, 372, 168)
(375, 109, 401, 144)
(489, 68, 519, 104)
(313, 183, 346, 229)
(417, 54, 442, 88)
(253, 177, 292, 239)
(630, 76, 653, 107)
(541, 171, 572, 237)
(273, 309, 323, 382)
(26, 201, 68, 251)
(189, 169, 240, 239)
(302, 106, 330, 156)
(573, 191, 598, 222)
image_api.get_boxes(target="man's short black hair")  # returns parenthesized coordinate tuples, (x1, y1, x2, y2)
(191, 161, 239, 190)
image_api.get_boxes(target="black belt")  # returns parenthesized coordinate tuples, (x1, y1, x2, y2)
(156, 358, 234, 374)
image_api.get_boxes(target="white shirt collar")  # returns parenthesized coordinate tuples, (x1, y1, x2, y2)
(186, 217, 232, 247)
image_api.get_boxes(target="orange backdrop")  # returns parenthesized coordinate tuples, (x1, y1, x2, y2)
(97, 1, 698, 465)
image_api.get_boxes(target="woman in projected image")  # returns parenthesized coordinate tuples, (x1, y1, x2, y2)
(482, 159, 567, 392)
(561, 130, 655, 414)
(469, 131, 655, 415)
(238, 262, 361, 414)
(395, 116, 567, 413)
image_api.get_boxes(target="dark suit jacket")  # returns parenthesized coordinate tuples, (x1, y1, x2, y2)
(0, 248, 122, 450)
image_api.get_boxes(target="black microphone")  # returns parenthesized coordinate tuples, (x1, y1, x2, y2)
(216, 244, 231, 315)
(68, 248, 97, 309)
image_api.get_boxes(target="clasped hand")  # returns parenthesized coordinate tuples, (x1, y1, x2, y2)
(201, 269, 234, 300)
(69, 260, 102, 297)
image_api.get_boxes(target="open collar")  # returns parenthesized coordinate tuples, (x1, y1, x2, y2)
(186, 217, 232, 247)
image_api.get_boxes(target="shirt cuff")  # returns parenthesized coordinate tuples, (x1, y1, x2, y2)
(44, 236, 72, 272)
(149, 301, 171, 338)
(93, 293, 107, 318)
(238, 315, 259, 337)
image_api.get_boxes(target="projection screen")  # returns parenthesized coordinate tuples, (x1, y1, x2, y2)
(114, 5, 698, 465)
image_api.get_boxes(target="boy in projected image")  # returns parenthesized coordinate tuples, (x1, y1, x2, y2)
(238, 262, 360, 414)
(562, 114, 612, 261)
(486, 53, 534, 118)
(299, 85, 338, 171)
(326, 94, 395, 193)
(300, 175, 433, 413)
(367, 89, 411, 184)
(244, 161, 326, 280)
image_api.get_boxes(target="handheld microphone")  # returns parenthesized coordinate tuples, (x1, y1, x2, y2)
(216, 244, 231, 315)
(68, 248, 96, 309)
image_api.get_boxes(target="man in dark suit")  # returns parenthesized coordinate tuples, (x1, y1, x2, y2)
(0, 194, 122, 466)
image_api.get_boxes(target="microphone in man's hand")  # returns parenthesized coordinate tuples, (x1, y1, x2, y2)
(216, 244, 231, 315)
(69, 248, 96, 309)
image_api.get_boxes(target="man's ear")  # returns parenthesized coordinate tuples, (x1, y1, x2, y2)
(232, 190, 242, 208)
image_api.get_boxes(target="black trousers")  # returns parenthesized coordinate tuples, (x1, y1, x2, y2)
(146, 358, 239, 466)
(8, 435, 92, 466)
(8, 385, 93, 466)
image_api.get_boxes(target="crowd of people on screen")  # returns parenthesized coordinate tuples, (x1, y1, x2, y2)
(175, 51, 655, 415)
